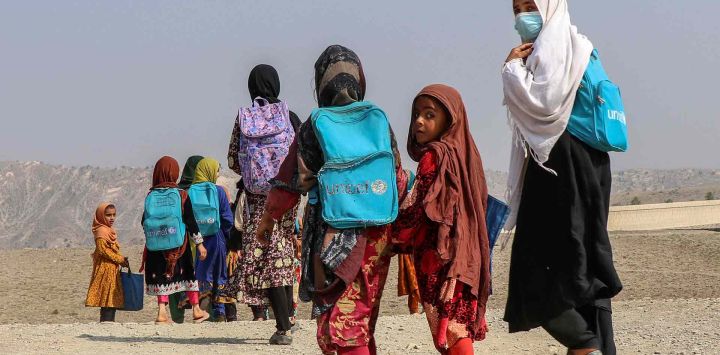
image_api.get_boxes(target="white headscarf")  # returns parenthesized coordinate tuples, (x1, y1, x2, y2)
(502, 0, 593, 229)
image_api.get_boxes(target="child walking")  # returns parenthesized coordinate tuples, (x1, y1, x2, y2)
(226, 64, 300, 339)
(256, 45, 411, 354)
(393, 84, 491, 354)
(142, 156, 209, 324)
(166, 155, 205, 323)
(189, 157, 234, 321)
(86, 202, 129, 322)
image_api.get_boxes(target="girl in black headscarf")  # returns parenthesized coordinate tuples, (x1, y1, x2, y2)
(256, 45, 409, 354)
(226, 64, 301, 343)
(167, 155, 204, 323)
(228, 65, 301, 173)
(249, 64, 301, 130)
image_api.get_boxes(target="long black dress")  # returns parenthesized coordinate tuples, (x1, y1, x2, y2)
(504, 131, 623, 332)
(144, 194, 201, 296)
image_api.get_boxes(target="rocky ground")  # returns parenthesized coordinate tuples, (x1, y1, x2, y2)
(1, 298, 717, 354)
(1, 230, 719, 354)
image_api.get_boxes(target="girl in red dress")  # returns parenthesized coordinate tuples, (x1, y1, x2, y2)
(394, 84, 491, 355)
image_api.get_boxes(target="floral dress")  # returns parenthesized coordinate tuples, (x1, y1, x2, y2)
(85, 238, 124, 308)
(229, 192, 297, 305)
(393, 150, 484, 348)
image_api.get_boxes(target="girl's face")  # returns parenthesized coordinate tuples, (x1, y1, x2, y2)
(412, 95, 451, 145)
(513, 0, 538, 15)
(104, 206, 117, 227)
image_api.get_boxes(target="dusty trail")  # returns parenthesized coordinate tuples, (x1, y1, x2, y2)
(1, 298, 718, 354)
(2, 230, 719, 353)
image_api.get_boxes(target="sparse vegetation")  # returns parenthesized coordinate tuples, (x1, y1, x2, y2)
(631, 197, 642, 205)
(706, 192, 715, 201)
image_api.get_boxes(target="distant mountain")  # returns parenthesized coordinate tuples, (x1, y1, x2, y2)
(1, 161, 719, 250)
(610, 169, 720, 205)
(0, 161, 236, 250)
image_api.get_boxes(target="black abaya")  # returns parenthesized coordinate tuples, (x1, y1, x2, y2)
(504, 131, 623, 332)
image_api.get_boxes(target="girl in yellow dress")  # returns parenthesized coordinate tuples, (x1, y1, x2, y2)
(85, 202, 129, 322)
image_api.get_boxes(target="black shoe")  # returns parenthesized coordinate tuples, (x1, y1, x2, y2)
(269, 331, 293, 345)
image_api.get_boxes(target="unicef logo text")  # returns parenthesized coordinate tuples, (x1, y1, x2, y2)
(197, 217, 216, 225)
(324, 180, 389, 196)
(148, 226, 178, 237)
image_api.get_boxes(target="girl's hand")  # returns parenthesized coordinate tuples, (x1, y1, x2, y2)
(121, 257, 130, 268)
(255, 213, 276, 246)
(197, 243, 208, 261)
(505, 43, 534, 63)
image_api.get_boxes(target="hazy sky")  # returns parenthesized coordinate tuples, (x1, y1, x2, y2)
(1, 1, 719, 171)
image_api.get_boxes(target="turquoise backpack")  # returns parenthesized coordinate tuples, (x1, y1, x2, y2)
(187, 182, 221, 237)
(567, 49, 628, 152)
(143, 188, 186, 251)
(311, 101, 399, 229)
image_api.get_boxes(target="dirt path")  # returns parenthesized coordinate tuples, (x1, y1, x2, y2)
(2, 230, 719, 353)
(0, 298, 717, 354)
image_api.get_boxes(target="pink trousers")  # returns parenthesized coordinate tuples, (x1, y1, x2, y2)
(157, 291, 199, 305)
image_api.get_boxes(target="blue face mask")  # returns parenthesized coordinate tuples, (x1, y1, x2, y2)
(515, 11, 543, 43)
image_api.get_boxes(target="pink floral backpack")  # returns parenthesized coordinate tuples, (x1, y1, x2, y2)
(228, 98, 294, 195)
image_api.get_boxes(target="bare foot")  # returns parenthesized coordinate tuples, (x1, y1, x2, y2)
(154, 317, 174, 325)
(155, 307, 173, 325)
(192, 311, 210, 324)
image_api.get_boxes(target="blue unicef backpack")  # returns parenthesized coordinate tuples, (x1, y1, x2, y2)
(311, 101, 399, 229)
(143, 188, 186, 251)
(567, 49, 628, 152)
(187, 182, 221, 236)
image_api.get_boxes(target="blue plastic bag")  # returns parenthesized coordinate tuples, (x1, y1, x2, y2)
(120, 267, 144, 311)
(486, 195, 510, 262)
(486, 195, 510, 295)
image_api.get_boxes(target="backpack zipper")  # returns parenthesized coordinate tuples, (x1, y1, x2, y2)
(320, 151, 393, 170)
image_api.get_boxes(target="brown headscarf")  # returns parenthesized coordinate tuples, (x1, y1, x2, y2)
(407, 84, 490, 331)
(152, 156, 180, 189)
(145, 156, 187, 276)
(92, 202, 117, 243)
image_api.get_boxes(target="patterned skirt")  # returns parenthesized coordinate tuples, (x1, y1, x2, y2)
(225, 193, 297, 305)
(145, 237, 199, 296)
(316, 226, 393, 353)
